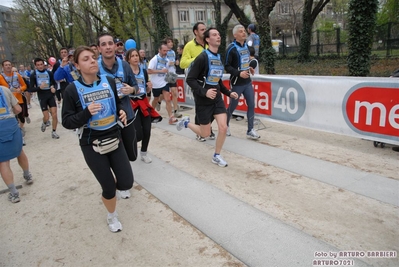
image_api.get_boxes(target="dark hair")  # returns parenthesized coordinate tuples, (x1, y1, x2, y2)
(97, 33, 113, 46)
(248, 46, 255, 57)
(59, 47, 68, 53)
(34, 58, 44, 65)
(89, 43, 97, 48)
(203, 27, 217, 46)
(125, 48, 141, 63)
(163, 37, 173, 43)
(193, 22, 205, 34)
(158, 43, 168, 51)
(1, 60, 11, 66)
(178, 44, 184, 50)
(73, 46, 96, 64)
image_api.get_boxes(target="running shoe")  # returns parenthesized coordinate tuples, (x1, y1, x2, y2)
(8, 193, 20, 203)
(141, 155, 152, 163)
(209, 131, 215, 140)
(169, 116, 178, 125)
(212, 154, 228, 167)
(23, 173, 33, 185)
(21, 127, 26, 137)
(52, 131, 60, 139)
(156, 102, 161, 111)
(107, 213, 122, 233)
(118, 190, 131, 199)
(46, 121, 51, 127)
(196, 135, 206, 142)
(246, 129, 260, 139)
(22, 138, 26, 146)
(176, 116, 189, 131)
(25, 117, 31, 124)
(41, 123, 46, 132)
(226, 127, 231, 136)
(174, 110, 183, 118)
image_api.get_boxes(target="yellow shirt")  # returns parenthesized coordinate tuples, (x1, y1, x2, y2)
(180, 38, 208, 69)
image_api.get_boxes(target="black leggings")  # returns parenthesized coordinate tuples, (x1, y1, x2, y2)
(81, 142, 134, 199)
(133, 108, 152, 152)
(121, 120, 138, 161)
(55, 88, 65, 102)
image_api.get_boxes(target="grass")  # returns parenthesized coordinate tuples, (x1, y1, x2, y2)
(272, 57, 399, 77)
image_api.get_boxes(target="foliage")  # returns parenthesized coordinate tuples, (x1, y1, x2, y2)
(151, 0, 172, 47)
(298, 0, 331, 63)
(377, 0, 399, 25)
(212, 0, 233, 62)
(275, 57, 398, 77)
(249, 0, 279, 74)
(347, 0, 378, 76)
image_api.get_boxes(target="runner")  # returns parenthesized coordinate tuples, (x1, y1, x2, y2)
(0, 60, 29, 144)
(126, 48, 162, 164)
(164, 37, 182, 118)
(225, 25, 260, 140)
(29, 58, 60, 139)
(52, 47, 69, 105)
(176, 27, 238, 167)
(148, 43, 178, 125)
(0, 85, 33, 203)
(179, 22, 215, 142)
(61, 46, 133, 232)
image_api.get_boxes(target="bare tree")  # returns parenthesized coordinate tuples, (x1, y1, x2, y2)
(297, 0, 331, 62)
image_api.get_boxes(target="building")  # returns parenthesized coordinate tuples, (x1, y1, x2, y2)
(0, 5, 17, 64)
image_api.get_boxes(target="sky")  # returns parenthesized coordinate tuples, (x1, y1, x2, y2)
(1, 0, 15, 8)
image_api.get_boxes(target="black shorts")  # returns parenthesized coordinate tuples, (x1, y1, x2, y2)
(152, 84, 169, 97)
(168, 82, 177, 87)
(196, 98, 226, 125)
(39, 93, 56, 111)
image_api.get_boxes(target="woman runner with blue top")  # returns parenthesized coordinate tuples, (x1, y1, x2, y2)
(62, 46, 133, 233)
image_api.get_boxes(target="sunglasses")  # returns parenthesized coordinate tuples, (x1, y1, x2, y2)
(117, 43, 124, 47)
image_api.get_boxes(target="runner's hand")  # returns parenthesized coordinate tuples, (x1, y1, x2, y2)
(206, 88, 217, 99)
(119, 110, 127, 125)
(88, 102, 102, 115)
(230, 92, 238, 99)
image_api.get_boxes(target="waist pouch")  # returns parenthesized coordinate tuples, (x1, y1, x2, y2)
(92, 137, 119, 154)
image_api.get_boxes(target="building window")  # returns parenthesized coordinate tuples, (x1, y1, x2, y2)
(179, 10, 189, 22)
(280, 3, 290, 14)
(196, 10, 206, 22)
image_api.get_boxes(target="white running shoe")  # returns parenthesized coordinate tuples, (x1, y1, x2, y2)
(156, 102, 161, 111)
(226, 127, 231, 136)
(141, 155, 152, 163)
(41, 123, 46, 132)
(23, 173, 33, 185)
(8, 193, 20, 203)
(196, 135, 206, 142)
(176, 116, 189, 131)
(209, 131, 215, 140)
(246, 129, 260, 139)
(212, 154, 228, 167)
(107, 213, 122, 233)
(52, 131, 60, 139)
(25, 117, 31, 124)
(118, 190, 131, 199)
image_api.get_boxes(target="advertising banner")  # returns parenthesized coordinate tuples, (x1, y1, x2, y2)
(176, 75, 399, 145)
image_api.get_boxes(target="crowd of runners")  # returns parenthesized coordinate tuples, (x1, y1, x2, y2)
(1, 22, 263, 232)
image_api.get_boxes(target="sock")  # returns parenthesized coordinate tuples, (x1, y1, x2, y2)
(174, 110, 177, 113)
(158, 101, 161, 105)
(23, 170, 30, 177)
(7, 183, 18, 195)
(53, 129, 56, 132)
(108, 211, 117, 218)
(213, 153, 220, 157)
(140, 151, 147, 156)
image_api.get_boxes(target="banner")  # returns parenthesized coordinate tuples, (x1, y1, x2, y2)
(175, 74, 399, 145)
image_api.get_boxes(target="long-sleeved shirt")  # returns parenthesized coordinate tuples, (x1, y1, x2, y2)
(225, 40, 252, 86)
(186, 49, 232, 106)
(61, 76, 124, 146)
